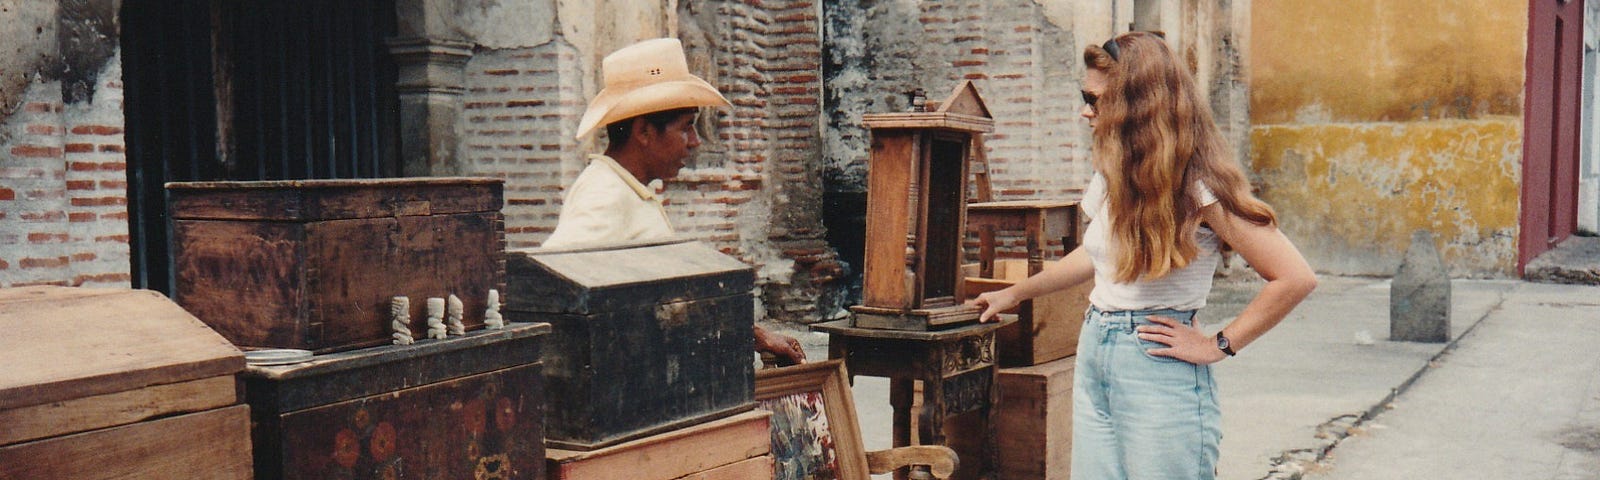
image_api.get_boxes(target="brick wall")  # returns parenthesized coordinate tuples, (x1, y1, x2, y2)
(458, 1, 840, 322)
(0, 54, 129, 288)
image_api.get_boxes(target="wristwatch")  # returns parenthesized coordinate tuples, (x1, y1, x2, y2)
(1216, 331, 1236, 356)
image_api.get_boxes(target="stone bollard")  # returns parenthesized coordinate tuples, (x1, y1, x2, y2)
(1391, 230, 1451, 342)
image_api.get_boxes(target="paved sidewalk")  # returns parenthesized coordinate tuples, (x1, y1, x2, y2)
(771, 275, 1597, 479)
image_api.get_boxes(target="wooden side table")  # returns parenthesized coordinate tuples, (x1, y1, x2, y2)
(812, 318, 1012, 480)
(965, 200, 1081, 279)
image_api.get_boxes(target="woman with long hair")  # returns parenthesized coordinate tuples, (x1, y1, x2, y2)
(972, 31, 1317, 479)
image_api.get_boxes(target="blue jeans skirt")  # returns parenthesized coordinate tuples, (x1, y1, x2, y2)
(1072, 306, 1222, 480)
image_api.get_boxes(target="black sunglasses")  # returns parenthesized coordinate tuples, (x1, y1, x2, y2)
(1082, 90, 1099, 110)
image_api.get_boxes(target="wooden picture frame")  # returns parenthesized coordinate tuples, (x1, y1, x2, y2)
(755, 360, 869, 480)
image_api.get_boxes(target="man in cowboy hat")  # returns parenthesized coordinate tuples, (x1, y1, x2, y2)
(544, 38, 805, 366)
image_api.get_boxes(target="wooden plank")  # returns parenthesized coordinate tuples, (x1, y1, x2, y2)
(0, 375, 237, 447)
(0, 287, 244, 410)
(861, 112, 995, 133)
(547, 410, 772, 480)
(862, 132, 916, 309)
(995, 358, 1074, 480)
(0, 405, 252, 480)
(674, 455, 773, 480)
(171, 219, 309, 350)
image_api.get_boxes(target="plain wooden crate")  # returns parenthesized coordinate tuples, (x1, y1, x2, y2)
(994, 356, 1074, 479)
(0, 287, 251, 479)
(964, 258, 1090, 367)
(168, 177, 506, 354)
(546, 410, 773, 480)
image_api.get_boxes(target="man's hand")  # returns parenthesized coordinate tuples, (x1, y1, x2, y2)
(754, 325, 806, 366)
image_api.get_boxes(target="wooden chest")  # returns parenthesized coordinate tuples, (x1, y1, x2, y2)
(168, 177, 506, 354)
(0, 287, 251, 479)
(243, 322, 550, 480)
(506, 239, 757, 451)
(994, 356, 1075, 479)
(546, 410, 773, 480)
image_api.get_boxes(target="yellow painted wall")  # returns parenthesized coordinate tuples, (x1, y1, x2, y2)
(1251, 0, 1527, 276)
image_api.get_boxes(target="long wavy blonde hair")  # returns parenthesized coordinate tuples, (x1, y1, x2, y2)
(1084, 32, 1276, 283)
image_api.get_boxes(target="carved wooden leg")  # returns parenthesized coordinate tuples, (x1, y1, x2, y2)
(891, 378, 915, 480)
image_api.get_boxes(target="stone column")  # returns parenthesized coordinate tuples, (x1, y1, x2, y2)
(388, 37, 472, 177)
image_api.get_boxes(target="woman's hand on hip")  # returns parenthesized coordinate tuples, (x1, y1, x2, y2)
(1137, 315, 1228, 365)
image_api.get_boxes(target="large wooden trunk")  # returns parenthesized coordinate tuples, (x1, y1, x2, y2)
(243, 322, 550, 480)
(995, 356, 1075, 479)
(506, 239, 757, 451)
(0, 287, 251, 479)
(168, 177, 506, 354)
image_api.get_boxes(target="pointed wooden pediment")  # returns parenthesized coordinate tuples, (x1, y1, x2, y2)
(935, 80, 992, 119)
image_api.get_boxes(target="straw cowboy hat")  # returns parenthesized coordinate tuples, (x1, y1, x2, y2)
(575, 38, 732, 140)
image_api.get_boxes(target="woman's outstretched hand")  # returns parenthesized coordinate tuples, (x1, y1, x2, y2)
(970, 289, 1020, 323)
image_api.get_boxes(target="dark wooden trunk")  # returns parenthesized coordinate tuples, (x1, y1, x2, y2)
(168, 177, 506, 353)
(506, 240, 757, 451)
(243, 323, 549, 480)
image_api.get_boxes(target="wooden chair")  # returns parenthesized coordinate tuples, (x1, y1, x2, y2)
(756, 360, 959, 480)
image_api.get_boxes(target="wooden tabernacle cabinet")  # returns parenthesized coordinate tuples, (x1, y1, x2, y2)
(168, 177, 506, 354)
(242, 322, 550, 480)
(0, 287, 252, 480)
(505, 239, 757, 451)
(854, 81, 994, 331)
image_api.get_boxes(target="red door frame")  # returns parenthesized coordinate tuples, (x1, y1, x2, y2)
(1519, 0, 1585, 274)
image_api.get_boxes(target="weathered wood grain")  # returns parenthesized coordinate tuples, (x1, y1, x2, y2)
(0, 375, 236, 447)
(0, 405, 252, 480)
(546, 410, 771, 480)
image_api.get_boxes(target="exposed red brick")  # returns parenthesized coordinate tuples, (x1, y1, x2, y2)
(506, 100, 546, 108)
(0, 188, 13, 201)
(12, 280, 69, 287)
(19, 211, 65, 222)
(64, 143, 94, 153)
(483, 69, 520, 76)
(69, 125, 124, 135)
(100, 211, 128, 220)
(95, 234, 130, 243)
(24, 102, 59, 113)
(26, 124, 58, 135)
(98, 180, 127, 189)
(28, 232, 69, 244)
(99, 144, 125, 153)
(0, 259, 7, 269)
(73, 272, 131, 285)
(68, 161, 97, 172)
(11, 145, 63, 158)
(20, 256, 69, 269)
(69, 212, 96, 222)
(70, 197, 126, 207)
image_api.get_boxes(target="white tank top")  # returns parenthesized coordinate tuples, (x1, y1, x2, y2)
(1081, 173, 1221, 311)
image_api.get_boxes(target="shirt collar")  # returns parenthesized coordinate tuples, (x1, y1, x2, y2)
(590, 154, 659, 201)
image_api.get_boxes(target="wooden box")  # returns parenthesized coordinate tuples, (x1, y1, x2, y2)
(964, 261, 1091, 367)
(0, 287, 251, 479)
(854, 81, 993, 331)
(506, 239, 756, 451)
(243, 322, 550, 480)
(995, 356, 1075, 479)
(168, 177, 506, 354)
(546, 410, 773, 480)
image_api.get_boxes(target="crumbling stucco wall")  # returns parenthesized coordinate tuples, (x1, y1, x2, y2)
(0, 0, 130, 288)
(1251, 0, 1527, 277)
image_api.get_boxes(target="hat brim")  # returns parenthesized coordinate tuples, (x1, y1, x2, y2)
(575, 78, 732, 140)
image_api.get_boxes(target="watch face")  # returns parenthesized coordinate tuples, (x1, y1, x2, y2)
(1216, 332, 1232, 353)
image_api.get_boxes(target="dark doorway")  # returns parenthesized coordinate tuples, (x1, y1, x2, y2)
(121, 0, 401, 294)
(1519, 0, 1585, 274)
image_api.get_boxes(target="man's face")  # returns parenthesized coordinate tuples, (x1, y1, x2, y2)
(645, 112, 702, 181)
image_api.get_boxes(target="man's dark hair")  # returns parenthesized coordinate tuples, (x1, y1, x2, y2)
(604, 107, 700, 146)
